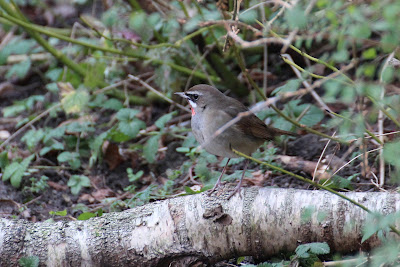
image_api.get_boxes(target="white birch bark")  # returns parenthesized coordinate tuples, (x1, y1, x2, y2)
(1, 187, 399, 266)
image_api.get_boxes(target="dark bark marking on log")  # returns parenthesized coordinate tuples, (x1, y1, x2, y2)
(202, 204, 232, 225)
(241, 187, 259, 253)
(168, 198, 191, 248)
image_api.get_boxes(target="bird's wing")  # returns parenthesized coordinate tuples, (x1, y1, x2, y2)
(223, 100, 297, 140)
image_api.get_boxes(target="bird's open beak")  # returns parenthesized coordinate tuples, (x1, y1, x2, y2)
(174, 92, 188, 99)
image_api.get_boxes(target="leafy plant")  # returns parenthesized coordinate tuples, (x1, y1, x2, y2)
(67, 175, 91, 195)
(2, 155, 35, 188)
(25, 175, 49, 194)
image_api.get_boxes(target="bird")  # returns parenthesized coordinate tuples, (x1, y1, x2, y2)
(175, 84, 297, 199)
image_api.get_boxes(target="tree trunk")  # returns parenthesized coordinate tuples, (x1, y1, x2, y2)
(1, 187, 399, 266)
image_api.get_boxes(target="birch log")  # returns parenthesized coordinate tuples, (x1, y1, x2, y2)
(1, 187, 399, 266)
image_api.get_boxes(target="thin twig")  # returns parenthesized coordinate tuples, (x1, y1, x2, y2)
(281, 53, 334, 116)
(0, 103, 61, 150)
(378, 51, 395, 186)
(127, 74, 190, 113)
(312, 132, 334, 181)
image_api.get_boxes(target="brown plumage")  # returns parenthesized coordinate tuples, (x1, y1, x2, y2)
(175, 84, 297, 198)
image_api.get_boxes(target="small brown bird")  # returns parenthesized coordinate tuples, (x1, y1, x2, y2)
(176, 84, 297, 198)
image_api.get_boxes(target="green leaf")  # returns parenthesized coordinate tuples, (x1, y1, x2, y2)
(129, 11, 153, 42)
(195, 158, 211, 180)
(155, 111, 177, 129)
(143, 135, 160, 163)
(49, 209, 67, 216)
(348, 24, 371, 39)
(381, 66, 394, 83)
(46, 83, 59, 94)
(0, 38, 36, 64)
(127, 169, 144, 182)
(2, 104, 26, 117)
(43, 126, 66, 143)
(0, 151, 9, 170)
(272, 79, 301, 95)
(61, 88, 89, 114)
(65, 121, 95, 133)
(68, 175, 91, 195)
(295, 242, 330, 258)
(77, 212, 96, 220)
(176, 147, 190, 153)
(6, 58, 31, 79)
(57, 152, 81, 169)
(19, 255, 39, 267)
(308, 242, 330, 254)
(108, 128, 132, 142)
(383, 141, 400, 168)
(21, 129, 45, 151)
(285, 6, 307, 29)
(45, 68, 63, 82)
(298, 105, 324, 127)
(362, 48, 377, 59)
(103, 98, 123, 110)
(3, 155, 34, 188)
(116, 109, 146, 138)
(89, 131, 109, 167)
(116, 108, 141, 121)
(239, 9, 257, 23)
(118, 120, 146, 139)
(39, 141, 64, 156)
(84, 61, 106, 89)
(362, 213, 382, 242)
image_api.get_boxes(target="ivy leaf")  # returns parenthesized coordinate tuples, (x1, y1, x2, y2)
(143, 135, 160, 163)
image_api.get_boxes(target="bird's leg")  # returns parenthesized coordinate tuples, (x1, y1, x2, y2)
(208, 158, 230, 196)
(227, 159, 249, 200)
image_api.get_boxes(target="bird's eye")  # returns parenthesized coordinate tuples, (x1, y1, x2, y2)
(191, 94, 199, 101)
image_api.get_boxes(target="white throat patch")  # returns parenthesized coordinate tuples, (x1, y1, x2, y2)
(188, 100, 197, 108)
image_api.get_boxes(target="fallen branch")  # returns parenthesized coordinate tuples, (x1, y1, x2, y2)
(1, 187, 399, 266)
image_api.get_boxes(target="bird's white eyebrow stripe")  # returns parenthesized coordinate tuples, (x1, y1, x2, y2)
(186, 91, 202, 95)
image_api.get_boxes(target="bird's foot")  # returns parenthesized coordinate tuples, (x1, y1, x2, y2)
(227, 180, 243, 200)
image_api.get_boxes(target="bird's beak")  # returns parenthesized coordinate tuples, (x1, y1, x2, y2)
(175, 92, 188, 99)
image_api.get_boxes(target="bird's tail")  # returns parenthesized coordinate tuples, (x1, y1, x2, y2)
(274, 128, 299, 137)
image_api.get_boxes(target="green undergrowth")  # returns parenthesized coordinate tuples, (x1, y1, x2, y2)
(1, 0, 400, 265)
